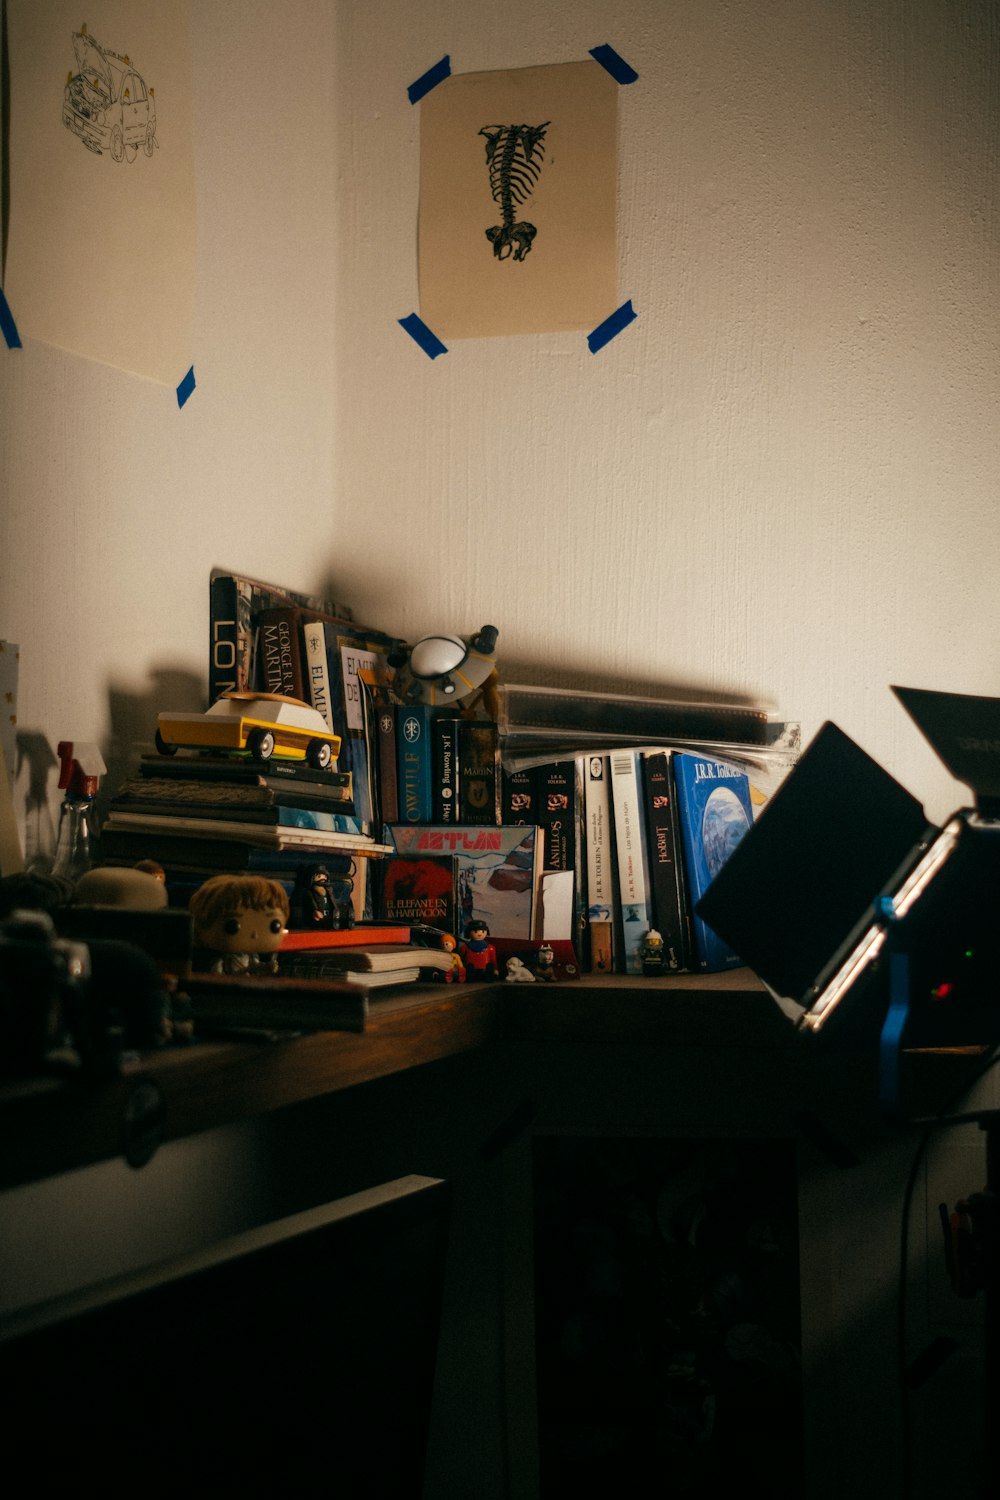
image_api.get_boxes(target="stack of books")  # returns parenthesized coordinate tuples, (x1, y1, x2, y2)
(100, 751, 391, 908)
(278, 924, 457, 988)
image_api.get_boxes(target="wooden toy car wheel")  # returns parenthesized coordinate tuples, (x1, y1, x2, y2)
(247, 728, 275, 762)
(306, 738, 333, 770)
(155, 729, 178, 756)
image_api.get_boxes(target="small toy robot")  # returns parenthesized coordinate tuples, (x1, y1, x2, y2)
(189, 874, 289, 977)
(387, 625, 499, 710)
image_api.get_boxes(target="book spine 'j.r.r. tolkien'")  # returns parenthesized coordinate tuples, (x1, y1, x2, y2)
(397, 704, 436, 824)
(609, 750, 655, 975)
(536, 761, 577, 874)
(375, 697, 400, 827)
(583, 754, 616, 973)
(434, 716, 461, 823)
(456, 720, 500, 824)
(502, 764, 538, 825)
(640, 750, 690, 972)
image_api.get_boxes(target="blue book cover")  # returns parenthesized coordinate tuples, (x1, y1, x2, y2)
(397, 704, 436, 823)
(672, 752, 755, 973)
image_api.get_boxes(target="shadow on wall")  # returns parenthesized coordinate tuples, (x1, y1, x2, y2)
(14, 665, 204, 873)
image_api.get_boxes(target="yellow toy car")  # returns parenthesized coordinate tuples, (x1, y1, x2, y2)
(155, 692, 341, 769)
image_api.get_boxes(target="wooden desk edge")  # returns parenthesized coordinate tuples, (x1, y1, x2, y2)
(0, 971, 779, 1190)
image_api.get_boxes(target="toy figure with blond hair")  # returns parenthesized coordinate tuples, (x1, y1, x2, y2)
(189, 874, 289, 976)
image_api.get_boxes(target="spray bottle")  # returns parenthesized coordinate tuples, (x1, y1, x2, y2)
(52, 741, 107, 883)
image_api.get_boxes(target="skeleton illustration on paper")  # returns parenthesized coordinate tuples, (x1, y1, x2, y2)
(478, 122, 549, 261)
(62, 24, 158, 163)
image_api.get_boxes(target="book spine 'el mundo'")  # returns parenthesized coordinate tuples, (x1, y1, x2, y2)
(303, 618, 334, 731)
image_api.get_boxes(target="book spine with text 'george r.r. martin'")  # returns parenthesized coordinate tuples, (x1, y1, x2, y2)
(208, 569, 353, 705)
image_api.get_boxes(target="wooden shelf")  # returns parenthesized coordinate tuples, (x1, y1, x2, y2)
(0, 969, 783, 1191)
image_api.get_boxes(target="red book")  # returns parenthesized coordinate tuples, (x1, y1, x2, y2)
(281, 924, 410, 951)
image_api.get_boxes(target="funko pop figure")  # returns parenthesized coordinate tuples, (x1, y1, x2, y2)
(189, 874, 290, 976)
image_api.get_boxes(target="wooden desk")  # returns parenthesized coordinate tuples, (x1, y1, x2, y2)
(0, 970, 783, 1191)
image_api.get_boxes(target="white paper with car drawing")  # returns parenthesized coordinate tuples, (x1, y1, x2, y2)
(418, 61, 618, 340)
(4, 1, 195, 386)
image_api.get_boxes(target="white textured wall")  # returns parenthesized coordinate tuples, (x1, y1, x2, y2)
(1, 0, 998, 835)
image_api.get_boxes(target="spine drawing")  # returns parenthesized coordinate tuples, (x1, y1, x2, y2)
(478, 123, 550, 261)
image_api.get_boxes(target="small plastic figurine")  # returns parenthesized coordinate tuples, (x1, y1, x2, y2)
(189, 874, 290, 976)
(640, 928, 670, 977)
(291, 864, 337, 930)
(387, 626, 499, 711)
(433, 932, 466, 984)
(460, 919, 498, 981)
(531, 942, 558, 982)
(505, 955, 535, 983)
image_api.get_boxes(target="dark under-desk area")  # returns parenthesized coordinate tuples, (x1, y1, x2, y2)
(0, 972, 989, 1499)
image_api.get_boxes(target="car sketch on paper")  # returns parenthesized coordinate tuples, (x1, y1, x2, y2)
(62, 24, 157, 163)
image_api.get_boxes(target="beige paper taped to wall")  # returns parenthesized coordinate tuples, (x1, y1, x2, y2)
(4, 1, 196, 387)
(418, 61, 618, 339)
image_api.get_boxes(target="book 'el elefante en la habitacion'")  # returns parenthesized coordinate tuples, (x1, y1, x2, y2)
(382, 824, 543, 942)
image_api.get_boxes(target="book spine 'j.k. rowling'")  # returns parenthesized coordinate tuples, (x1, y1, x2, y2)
(433, 716, 461, 823)
(609, 750, 654, 975)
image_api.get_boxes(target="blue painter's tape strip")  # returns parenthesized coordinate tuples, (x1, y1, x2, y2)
(408, 54, 451, 104)
(399, 313, 448, 360)
(587, 299, 637, 354)
(0, 286, 22, 349)
(589, 44, 639, 85)
(176, 365, 196, 408)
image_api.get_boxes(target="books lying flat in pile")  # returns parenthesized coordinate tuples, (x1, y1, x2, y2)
(278, 924, 454, 988)
(185, 970, 370, 1037)
(101, 751, 392, 881)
